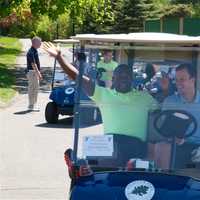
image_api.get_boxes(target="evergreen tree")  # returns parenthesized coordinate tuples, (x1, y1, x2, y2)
(113, 0, 156, 33)
(171, 0, 200, 4)
(112, 0, 125, 33)
(77, 0, 114, 34)
(161, 4, 192, 17)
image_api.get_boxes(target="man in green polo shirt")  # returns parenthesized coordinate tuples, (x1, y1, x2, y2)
(92, 83, 156, 142)
(43, 42, 158, 166)
(96, 50, 118, 88)
(92, 64, 157, 165)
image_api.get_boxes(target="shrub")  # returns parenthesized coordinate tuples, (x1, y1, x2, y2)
(56, 12, 71, 38)
(36, 15, 54, 41)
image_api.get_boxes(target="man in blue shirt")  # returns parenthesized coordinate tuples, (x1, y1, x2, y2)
(162, 63, 200, 168)
(26, 36, 42, 110)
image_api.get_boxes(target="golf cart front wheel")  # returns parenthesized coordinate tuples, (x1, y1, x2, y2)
(45, 102, 59, 123)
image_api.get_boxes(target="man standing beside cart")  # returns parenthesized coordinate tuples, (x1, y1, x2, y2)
(26, 36, 42, 111)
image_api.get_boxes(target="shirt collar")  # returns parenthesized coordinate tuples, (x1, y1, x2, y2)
(179, 90, 200, 103)
(31, 46, 37, 52)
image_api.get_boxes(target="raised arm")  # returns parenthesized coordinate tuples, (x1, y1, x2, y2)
(42, 42, 95, 96)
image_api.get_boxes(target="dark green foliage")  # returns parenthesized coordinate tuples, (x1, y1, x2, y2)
(80, 6, 98, 33)
(97, 0, 115, 33)
(0, 65, 14, 88)
(30, 0, 71, 19)
(0, 0, 200, 38)
(0, 37, 21, 95)
(161, 4, 192, 17)
(171, 0, 200, 4)
(79, 0, 114, 34)
(0, 0, 23, 17)
(0, 10, 36, 37)
(113, 0, 157, 33)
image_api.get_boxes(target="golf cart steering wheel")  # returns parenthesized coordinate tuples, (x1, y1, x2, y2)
(154, 110, 197, 139)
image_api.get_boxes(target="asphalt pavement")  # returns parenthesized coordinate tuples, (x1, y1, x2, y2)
(0, 39, 73, 200)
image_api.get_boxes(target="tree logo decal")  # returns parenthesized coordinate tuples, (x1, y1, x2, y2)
(125, 180, 155, 200)
(132, 185, 149, 196)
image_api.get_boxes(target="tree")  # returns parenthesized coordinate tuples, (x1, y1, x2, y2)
(30, 0, 71, 19)
(67, 0, 114, 34)
(113, 0, 157, 33)
(170, 0, 200, 17)
(161, 4, 193, 17)
(171, 0, 200, 4)
(0, 0, 23, 17)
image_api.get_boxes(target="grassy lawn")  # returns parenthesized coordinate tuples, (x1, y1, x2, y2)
(0, 37, 22, 103)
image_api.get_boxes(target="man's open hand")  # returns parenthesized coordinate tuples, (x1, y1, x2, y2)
(42, 42, 60, 58)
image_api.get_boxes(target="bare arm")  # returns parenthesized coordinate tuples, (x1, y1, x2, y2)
(42, 42, 95, 96)
(31, 63, 42, 80)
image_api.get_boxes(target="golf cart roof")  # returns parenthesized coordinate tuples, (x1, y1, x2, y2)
(53, 38, 79, 44)
(71, 32, 200, 46)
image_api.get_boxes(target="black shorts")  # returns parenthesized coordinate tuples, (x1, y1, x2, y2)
(175, 143, 199, 169)
(112, 134, 147, 166)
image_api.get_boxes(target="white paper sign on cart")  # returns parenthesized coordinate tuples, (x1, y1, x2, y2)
(83, 135, 113, 157)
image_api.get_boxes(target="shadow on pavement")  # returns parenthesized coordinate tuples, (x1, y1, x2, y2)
(36, 117, 74, 129)
(13, 66, 53, 94)
(13, 109, 40, 114)
(36, 117, 102, 129)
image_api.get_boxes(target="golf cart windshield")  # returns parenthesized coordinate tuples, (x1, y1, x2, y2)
(72, 33, 200, 177)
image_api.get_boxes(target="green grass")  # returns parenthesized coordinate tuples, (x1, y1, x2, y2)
(0, 37, 22, 103)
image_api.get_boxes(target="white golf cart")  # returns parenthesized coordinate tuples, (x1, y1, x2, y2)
(64, 32, 200, 200)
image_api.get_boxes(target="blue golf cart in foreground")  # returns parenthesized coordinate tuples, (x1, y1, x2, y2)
(62, 33, 200, 199)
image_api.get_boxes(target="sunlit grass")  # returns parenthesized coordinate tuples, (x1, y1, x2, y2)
(0, 36, 22, 103)
(0, 88, 16, 102)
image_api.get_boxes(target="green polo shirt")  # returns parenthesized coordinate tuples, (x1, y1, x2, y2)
(91, 86, 157, 141)
(97, 60, 118, 81)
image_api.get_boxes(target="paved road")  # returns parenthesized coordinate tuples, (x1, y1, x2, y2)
(0, 39, 74, 200)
